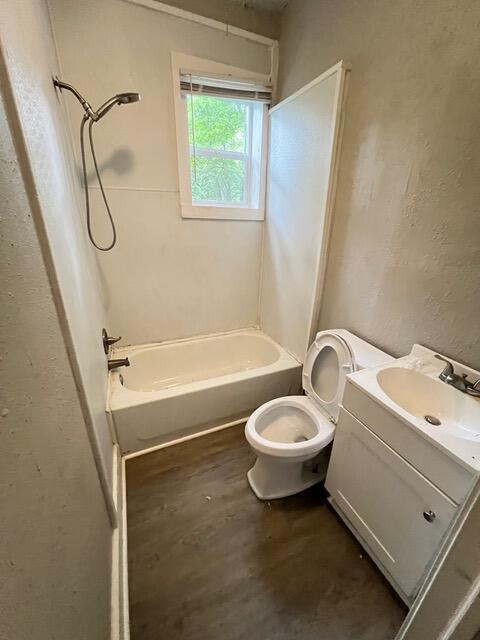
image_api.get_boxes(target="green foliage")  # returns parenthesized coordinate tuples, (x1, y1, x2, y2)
(187, 95, 248, 203)
(190, 157, 245, 204)
(187, 95, 247, 152)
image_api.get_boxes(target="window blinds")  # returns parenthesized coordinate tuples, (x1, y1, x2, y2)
(180, 72, 272, 104)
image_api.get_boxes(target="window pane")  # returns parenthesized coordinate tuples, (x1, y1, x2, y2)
(191, 156, 246, 204)
(187, 95, 248, 153)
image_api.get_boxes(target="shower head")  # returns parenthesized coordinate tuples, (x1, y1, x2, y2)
(53, 77, 140, 121)
(95, 92, 141, 120)
(117, 92, 141, 104)
(53, 77, 142, 251)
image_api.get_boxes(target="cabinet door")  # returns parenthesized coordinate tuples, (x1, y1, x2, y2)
(325, 409, 457, 597)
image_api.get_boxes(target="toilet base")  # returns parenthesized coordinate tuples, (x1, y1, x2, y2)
(247, 446, 331, 500)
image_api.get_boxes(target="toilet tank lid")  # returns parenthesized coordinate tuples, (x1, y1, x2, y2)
(329, 329, 394, 370)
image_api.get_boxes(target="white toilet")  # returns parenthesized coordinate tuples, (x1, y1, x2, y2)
(245, 329, 393, 499)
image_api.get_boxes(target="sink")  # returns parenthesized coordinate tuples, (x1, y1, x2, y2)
(377, 367, 480, 441)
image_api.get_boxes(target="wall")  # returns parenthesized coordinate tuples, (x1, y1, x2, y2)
(160, 0, 281, 39)
(0, 0, 115, 506)
(0, 88, 112, 640)
(278, 0, 480, 367)
(49, 0, 272, 347)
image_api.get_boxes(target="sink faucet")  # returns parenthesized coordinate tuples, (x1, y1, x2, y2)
(108, 357, 130, 371)
(434, 355, 480, 397)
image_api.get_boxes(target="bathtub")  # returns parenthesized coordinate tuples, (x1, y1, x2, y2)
(108, 329, 302, 454)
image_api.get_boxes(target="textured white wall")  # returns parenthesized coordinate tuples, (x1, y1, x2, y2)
(278, 0, 480, 367)
(0, 0, 114, 499)
(49, 0, 271, 346)
(0, 88, 112, 640)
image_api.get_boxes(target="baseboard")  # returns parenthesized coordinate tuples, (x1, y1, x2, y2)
(121, 456, 130, 640)
(110, 445, 130, 640)
(123, 417, 247, 461)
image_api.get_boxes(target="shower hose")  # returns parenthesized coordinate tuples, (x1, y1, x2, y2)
(80, 115, 117, 251)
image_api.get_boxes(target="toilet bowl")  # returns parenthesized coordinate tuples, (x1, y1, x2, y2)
(245, 329, 393, 500)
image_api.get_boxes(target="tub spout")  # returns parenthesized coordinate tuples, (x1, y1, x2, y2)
(108, 357, 130, 371)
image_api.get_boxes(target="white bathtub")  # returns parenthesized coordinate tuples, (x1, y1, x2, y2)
(108, 329, 302, 454)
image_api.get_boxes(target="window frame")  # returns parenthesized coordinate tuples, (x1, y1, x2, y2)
(172, 52, 269, 221)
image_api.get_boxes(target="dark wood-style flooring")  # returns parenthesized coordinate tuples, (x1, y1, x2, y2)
(126, 424, 406, 640)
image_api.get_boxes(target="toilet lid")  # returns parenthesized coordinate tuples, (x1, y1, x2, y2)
(302, 331, 355, 423)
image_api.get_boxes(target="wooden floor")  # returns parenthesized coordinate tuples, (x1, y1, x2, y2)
(126, 425, 406, 640)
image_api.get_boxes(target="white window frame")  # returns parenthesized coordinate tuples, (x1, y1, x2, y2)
(171, 52, 269, 221)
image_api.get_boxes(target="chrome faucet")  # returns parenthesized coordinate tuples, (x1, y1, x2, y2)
(108, 357, 130, 371)
(434, 355, 480, 397)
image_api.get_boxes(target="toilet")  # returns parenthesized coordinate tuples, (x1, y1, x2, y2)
(245, 329, 393, 500)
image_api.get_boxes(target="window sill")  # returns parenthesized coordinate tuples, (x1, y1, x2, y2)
(181, 204, 264, 221)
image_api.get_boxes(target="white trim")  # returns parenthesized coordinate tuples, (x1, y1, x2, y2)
(181, 203, 264, 221)
(121, 457, 130, 640)
(120, 0, 277, 48)
(270, 42, 280, 104)
(255, 108, 270, 324)
(438, 574, 480, 640)
(305, 63, 349, 354)
(123, 418, 246, 461)
(89, 185, 178, 193)
(110, 445, 120, 640)
(110, 444, 130, 640)
(269, 60, 347, 115)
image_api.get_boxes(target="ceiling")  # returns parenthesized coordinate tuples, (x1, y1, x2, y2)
(229, 0, 288, 12)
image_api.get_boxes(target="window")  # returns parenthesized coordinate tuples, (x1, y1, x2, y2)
(187, 95, 253, 207)
(172, 54, 271, 221)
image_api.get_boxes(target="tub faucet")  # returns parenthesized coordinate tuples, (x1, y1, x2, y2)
(108, 357, 130, 371)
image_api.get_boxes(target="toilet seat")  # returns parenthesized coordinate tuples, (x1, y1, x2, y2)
(245, 331, 355, 456)
(245, 395, 334, 458)
(303, 331, 355, 423)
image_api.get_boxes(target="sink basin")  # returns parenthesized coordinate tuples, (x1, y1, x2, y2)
(376, 367, 480, 441)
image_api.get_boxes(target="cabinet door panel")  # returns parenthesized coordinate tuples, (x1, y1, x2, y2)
(326, 409, 457, 597)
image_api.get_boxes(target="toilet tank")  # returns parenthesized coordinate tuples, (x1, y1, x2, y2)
(332, 330, 394, 371)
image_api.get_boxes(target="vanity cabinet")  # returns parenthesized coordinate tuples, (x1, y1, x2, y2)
(326, 406, 460, 602)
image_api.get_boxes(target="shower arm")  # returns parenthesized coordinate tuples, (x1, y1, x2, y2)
(53, 77, 99, 121)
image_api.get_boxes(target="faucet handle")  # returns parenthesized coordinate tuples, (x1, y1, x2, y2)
(466, 378, 480, 397)
(102, 328, 122, 354)
(434, 354, 454, 381)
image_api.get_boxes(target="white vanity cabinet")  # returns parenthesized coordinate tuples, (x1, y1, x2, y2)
(324, 386, 479, 604)
(326, 348, 479, 604)
(326, 409, 457, 601)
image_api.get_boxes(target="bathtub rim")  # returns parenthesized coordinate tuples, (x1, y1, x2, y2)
(112, 326, 288, 357)
(108, 328, 301, 411)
